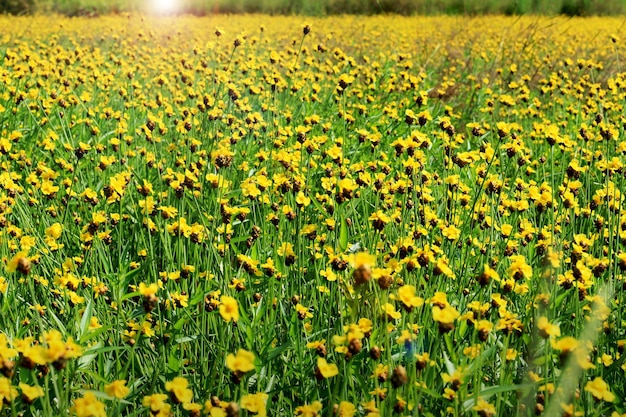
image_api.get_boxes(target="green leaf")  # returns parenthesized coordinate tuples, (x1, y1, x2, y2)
(554, 290, 571, 309)
(251, 241, 259, 261)
(339, 217, 348, 252)
(443, 350, 455, 375)
(78, 299, 93, 338)
(415, 385, 442, 399)
(268, 341, 292, 361)
(310, 195, 327, 216)
(353, 364, 370, 390)
(80, 370, 109, 385)
(80, 324, 113, 344)
(47, 309, 67, 337)
(173, 318, 186, 331)
(121, 291, 141, 302)
(122, 268, 143, 285)
(458, 319, 468, 338)
(78, 342, 102, 370)
(168, 348, 180, 374)
(464, 384, 532, 409)
(174, 335, 198, 344)
(189, 291, 205, 307)
(78, 345, 126, 370)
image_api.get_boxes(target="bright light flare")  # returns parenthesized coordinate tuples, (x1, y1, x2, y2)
(151, 0, 179, 14)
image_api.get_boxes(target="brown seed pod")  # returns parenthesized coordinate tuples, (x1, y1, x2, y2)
(353, 266, 371, 286)
(369, 346, 381, 360)
(378, 275, 393, 290)
(226, 402, 240, 417)
(391, 365, 408, 388)
(348, 338, 362, 355)
(17, 257, 31, 276)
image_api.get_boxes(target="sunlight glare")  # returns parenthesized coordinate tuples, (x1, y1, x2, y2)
(152, 0, 179, 14)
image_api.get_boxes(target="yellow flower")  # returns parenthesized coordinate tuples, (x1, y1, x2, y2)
(219, 295, 239, 322)
(105, 380, 130, 399)
(337, 401, 356, 417)
(306, 339, 326, 350)
(183, 402, 203, 413)
(472, 397, 496, 417)
(296, 303, 313, 320)
(397, 285, 424, 310)
(550, 336, 578, 353)
(165, 377, 193, 404)
(225, 349, 255, 373)
(89, 317, 102, 331)
(382, 303, 401, 320)
(443, 387, 456, 400)
(40, 180, 59, 196)
(295, 191, 311, 207)
(432, 305, 459, 324)
(142, 393, 169, 412)
(138, 282, 158, 296)
(507, 255, 532, 281)
(506, 348, 518, 361)
(241, 392, 268, 416)
(316, 357, 338, 378)
(71, 392, 107, 417)
(396, 329, 416, 345)
(45, 222, 63, 240)
(432, 305, 459, 333)
(348, 252, 376, 269)
(441, 225, 461, 240)
(19, 383, 44, 403)
(369, 210, 390, 230)
(295, 401, 323, 417)
(0, 377, 17, 404)
(500, 223, 513, 237)
(6, 251, 30, 275)
(537, 317, 560, 339)
(585, 377, 615, 402)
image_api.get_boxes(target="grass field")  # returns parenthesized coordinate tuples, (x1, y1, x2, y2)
(2, 12, 626, 417)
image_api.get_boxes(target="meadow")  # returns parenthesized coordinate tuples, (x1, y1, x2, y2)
(1, 12, 626, 417)
(4, 0, 626, 16)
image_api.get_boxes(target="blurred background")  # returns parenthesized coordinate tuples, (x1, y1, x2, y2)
(1, 0, 625, 17)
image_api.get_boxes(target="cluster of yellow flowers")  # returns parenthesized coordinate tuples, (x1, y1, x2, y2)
(1, 12, 626, 417)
